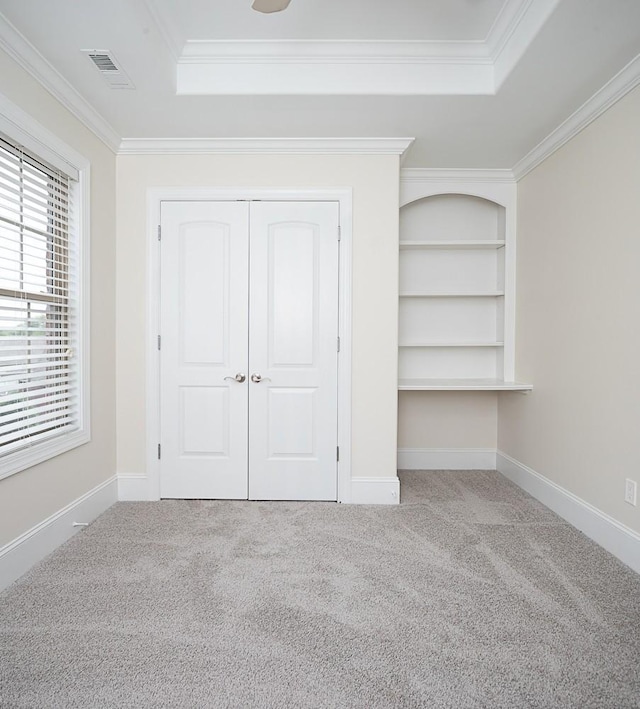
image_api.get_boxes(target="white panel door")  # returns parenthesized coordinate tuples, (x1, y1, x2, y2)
(160, 200, 339, 501)
(248, 202, 340, 501)
(160, 201, 249, 499)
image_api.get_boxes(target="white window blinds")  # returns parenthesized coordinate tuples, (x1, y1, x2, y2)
(0, 134, 79, 457)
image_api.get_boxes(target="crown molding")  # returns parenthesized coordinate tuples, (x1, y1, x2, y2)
(0, 12, 120, 153)
(159, 1, 536, 67)
(180, 39, 489, 63)
(118, 137, 415, 161)
(491, 0, 560, 89)
(401, 168, 515, 183)
(513, 52, 640, 180)
(142, 0, 183, 62)
(173, 0, 556, 96)
(485, 0, 532, 55)
(177, 45, 494, 96)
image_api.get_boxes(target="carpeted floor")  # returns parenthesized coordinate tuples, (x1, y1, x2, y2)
(1, 470, 639, 708)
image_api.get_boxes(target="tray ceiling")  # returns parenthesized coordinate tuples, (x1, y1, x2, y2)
(0, 0, 639, 168)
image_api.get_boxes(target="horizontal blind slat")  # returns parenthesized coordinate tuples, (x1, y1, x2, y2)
(0, 374, 73, 396)
(0, 233, 73, 258)
(0, 413, 74, 447)
(0, 185, 71, 220)
(0, 138, 71, 184)
(0, 403, 73, 436)
(0, 176, 69, 211)
(0, 390, 73, 421)
(0, 352, 70, 371)
(0, 422, 76, 457)
(3, 319, 70, 330)
(0, 335, 71, 344)
(0, 362, 76, 386)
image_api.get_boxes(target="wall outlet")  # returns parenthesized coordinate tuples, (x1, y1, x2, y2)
(624, 478, 637, 506)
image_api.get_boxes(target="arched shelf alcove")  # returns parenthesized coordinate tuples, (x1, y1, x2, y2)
(400, 193, 506, 249)
(398, 187, 531, 392)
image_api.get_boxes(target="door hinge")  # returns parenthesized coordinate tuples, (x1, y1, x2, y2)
(157, 443, 161, 460)
(337, 225, 341, 241)
(157, 225, 161, 241)
(337, 336, 340, 352)
(336, 446, 340, 462)
(157, 335, 161, 350)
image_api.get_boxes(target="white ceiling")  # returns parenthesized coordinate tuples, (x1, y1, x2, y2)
(1, 0, 640, 167)
(154, 0, 507, 42)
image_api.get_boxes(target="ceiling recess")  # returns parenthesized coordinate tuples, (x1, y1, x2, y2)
(82, 49, 135, 89)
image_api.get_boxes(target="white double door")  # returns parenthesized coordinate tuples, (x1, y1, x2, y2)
(159, 200, 340, 501)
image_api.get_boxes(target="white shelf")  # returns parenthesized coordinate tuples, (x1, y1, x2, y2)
(399, 192, 513, 384)
(400, 291, 504, 298)
(399, 342, 504, 348)
(399, 240, 505, 250)
(398, 378, 532, 391)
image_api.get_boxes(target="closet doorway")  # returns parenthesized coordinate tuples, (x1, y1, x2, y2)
(158, 199, 341, 501)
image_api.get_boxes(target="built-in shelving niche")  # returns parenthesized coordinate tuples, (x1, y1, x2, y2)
(398, 190, 531, 392)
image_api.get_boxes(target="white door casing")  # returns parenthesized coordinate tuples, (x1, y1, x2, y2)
(158, 198, 341, 501)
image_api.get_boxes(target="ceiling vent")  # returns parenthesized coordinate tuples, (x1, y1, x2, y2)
(82, 49, 135, 89)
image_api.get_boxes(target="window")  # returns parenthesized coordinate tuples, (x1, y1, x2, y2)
(0, 122, 89, 478)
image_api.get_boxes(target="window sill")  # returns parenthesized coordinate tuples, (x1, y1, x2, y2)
(0, 429, 91, 480)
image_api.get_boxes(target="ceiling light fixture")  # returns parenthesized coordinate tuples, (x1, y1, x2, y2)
(251, 0, 292, 13)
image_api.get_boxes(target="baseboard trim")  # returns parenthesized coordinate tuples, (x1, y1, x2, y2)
(0, 476, 117, 592)
(398, 448, 497, 470)
(350, 476, 400, 505)
(497, 452, 640, 574)
(119, 473, 401, 505)
(117, 473, 158, 501)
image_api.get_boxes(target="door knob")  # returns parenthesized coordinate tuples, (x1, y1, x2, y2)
(224, 373, 246, 383)
(250, 373, 271, 383)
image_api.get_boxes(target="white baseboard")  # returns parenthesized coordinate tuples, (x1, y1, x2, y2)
(117, 473, 158, 501)
(398, 448, 497, 470)
(0, 476, 117, 592)
(119, 473, 400, 505)
(497, 451, 640, 575)
(350, 476, 400, 505)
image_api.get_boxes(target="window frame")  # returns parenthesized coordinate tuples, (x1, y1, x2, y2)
(0, 92, 90, 480)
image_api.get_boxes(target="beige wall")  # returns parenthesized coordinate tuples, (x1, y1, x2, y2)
(116, 154, 400, 486)
(499, 84, 640, 534)
(0, 49, 117, 546)
(398, 392, 497, 449)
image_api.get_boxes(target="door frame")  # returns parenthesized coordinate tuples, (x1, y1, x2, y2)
(145, 188, 353, 503)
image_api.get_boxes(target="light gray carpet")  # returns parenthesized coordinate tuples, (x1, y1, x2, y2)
(1, 471, 639, 708)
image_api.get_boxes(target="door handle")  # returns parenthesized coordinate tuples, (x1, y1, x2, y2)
(250, 373, 271, 383)
(224, 373, 246, 383)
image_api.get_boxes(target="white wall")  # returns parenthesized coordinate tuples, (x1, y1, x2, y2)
(398, 392, 497, 450)
(499, 84, 640, 535)
(0, 48, 116, 546)
(116, 154, 400, 489)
